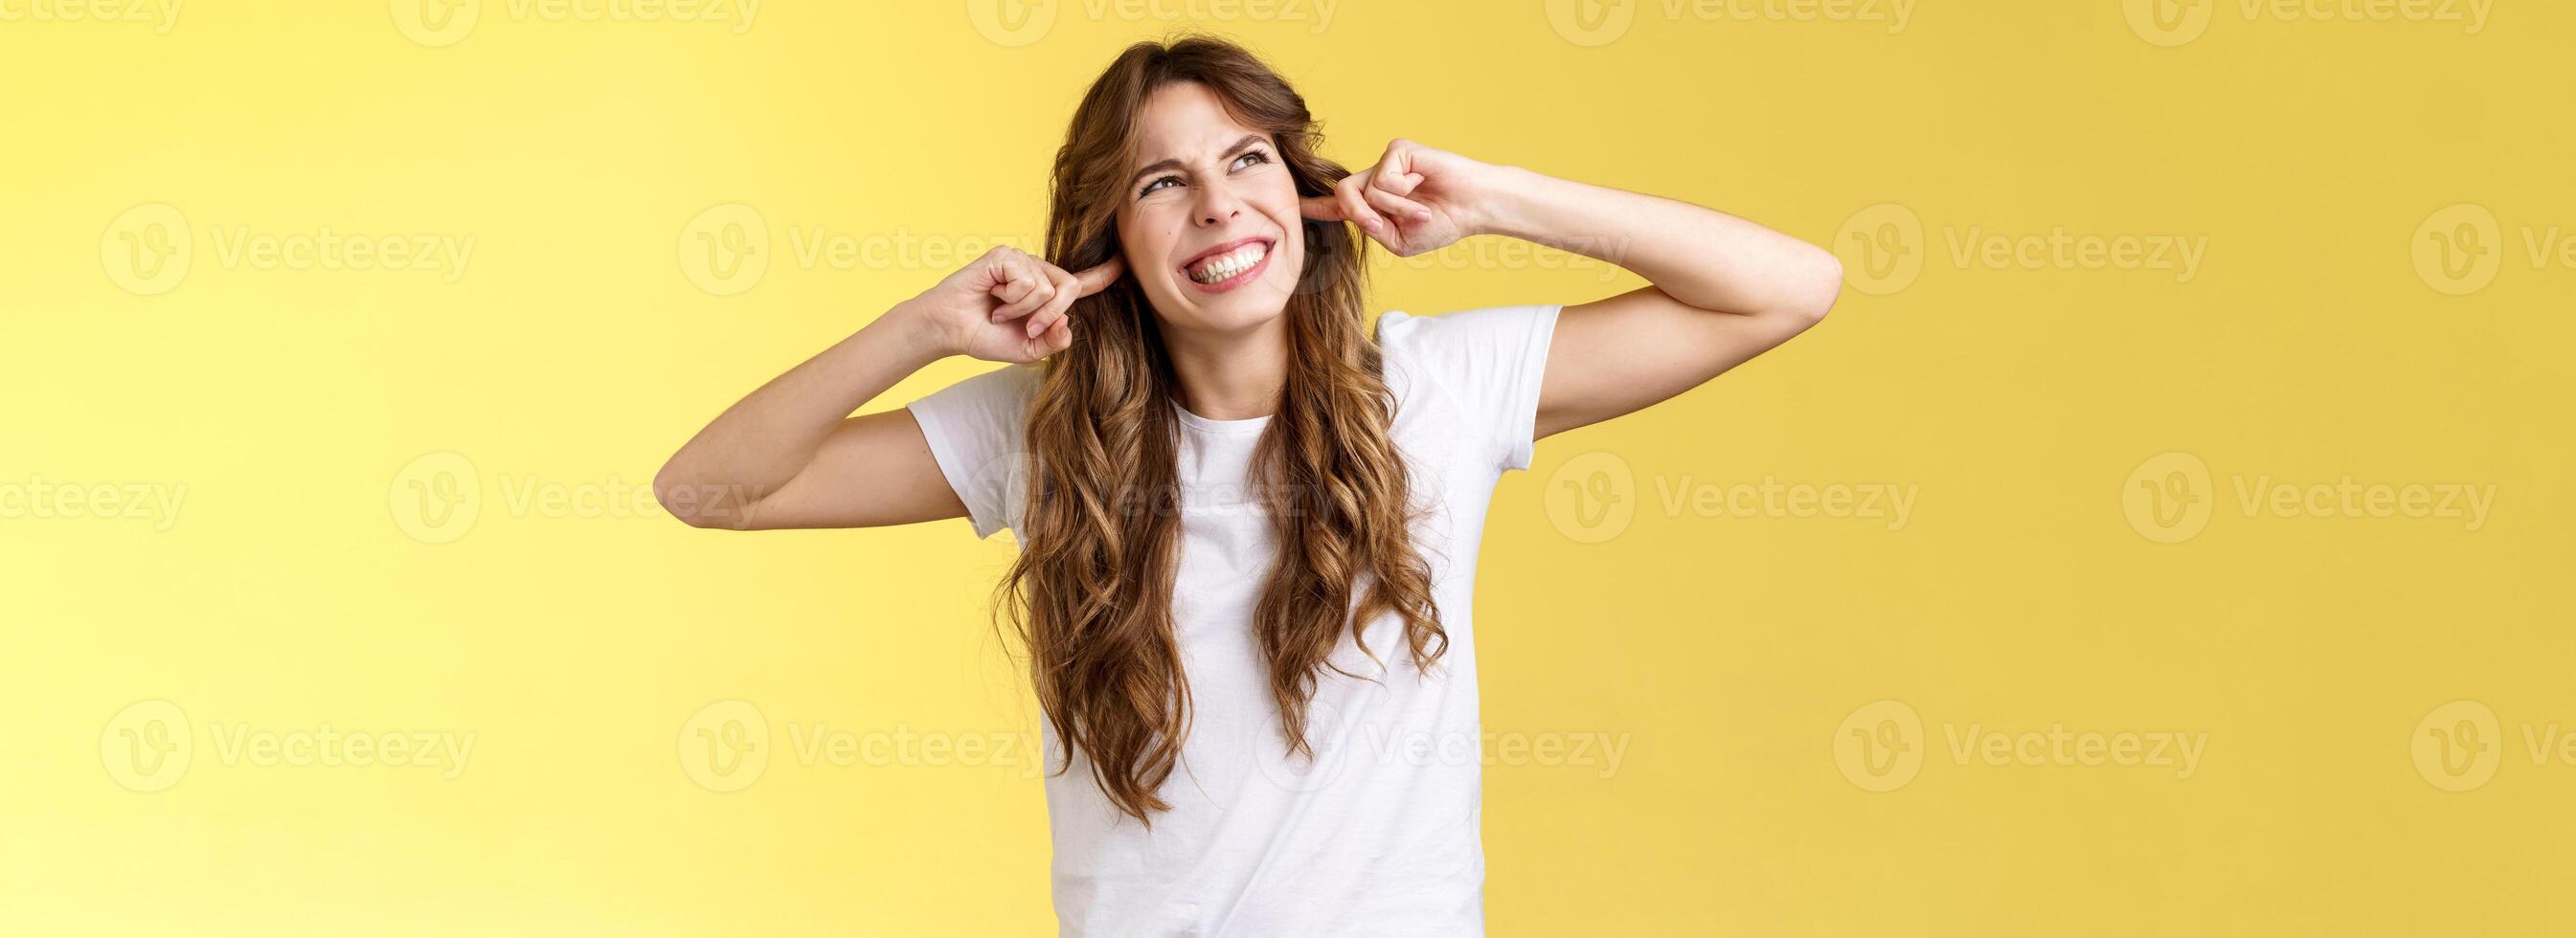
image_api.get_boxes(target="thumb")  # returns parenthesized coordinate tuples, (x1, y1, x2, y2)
(1299, 195, 1346, 221)
(1072, 255, 1126, 297)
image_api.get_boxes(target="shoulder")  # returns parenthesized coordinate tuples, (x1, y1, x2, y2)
(1372, 303, 1565, 474)
(908, 361, 1044, 416)
(1372, 303, 1564, 391)
(903, 362, 1045, 541)
(903, 361, 1046, 473)
(1375, 303, 1563, 352)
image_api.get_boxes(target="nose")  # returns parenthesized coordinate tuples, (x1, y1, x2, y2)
(1192, 178, 1244, 229)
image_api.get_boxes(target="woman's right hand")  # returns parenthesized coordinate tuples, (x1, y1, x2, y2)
(904, 245, 1125, 364)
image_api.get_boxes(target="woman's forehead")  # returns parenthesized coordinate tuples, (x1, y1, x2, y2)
(1129, 83, 1265, 168)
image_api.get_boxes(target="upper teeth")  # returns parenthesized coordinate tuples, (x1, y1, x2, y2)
(1188, 243, 1267, 283)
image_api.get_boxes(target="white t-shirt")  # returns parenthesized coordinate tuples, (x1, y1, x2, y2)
(906, 302, 1561, 937)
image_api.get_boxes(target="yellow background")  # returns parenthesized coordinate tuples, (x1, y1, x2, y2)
(5, 1, 2572, 934)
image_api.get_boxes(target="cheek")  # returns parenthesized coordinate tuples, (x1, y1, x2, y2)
(1278, 223, 1306, 281)
(1247, 183, 1305, 273)
(1118, 211, 1181, 268)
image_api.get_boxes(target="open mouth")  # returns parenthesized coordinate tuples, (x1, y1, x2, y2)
(1179, 236, 1276, 294)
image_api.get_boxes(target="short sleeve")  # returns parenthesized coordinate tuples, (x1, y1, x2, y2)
(904, 363, 1041, 540)
(1374, 303, 1562, 473)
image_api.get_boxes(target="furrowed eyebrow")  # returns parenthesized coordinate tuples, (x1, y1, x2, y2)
(1127, 134, 1269, 190)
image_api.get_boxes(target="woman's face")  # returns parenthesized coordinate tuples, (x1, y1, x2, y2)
(1114, 81, 1304, 337)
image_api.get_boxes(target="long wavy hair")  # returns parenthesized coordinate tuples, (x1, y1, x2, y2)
(994, 36, 1446, 826)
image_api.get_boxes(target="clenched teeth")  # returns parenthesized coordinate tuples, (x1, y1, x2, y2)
(1187, 242, 1268, 283)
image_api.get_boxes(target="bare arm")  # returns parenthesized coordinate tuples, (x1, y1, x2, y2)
(1306, 141, 1842, 441)
(651, 247, 1122, 531)
(1488, 166, 1842, 439)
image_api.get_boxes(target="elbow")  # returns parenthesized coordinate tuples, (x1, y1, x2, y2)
(1751, 246, 1854, 329)
(653, 463, 746, 531)
(1785, 246, 1843, 327)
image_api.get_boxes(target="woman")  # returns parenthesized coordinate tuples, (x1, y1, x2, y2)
(654, 35, 1841, 936)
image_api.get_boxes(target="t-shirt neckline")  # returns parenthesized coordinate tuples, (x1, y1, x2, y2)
(1175, 403, 1273, 435)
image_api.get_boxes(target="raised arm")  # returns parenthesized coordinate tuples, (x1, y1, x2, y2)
(651, 247, 1120, 530)
(1303, 140, 1842, 440)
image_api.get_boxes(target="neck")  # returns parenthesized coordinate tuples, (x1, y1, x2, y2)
(1158, 315, 1289, 421)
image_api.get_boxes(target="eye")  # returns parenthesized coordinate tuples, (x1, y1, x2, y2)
(1138, 174, 1182, 199)
(1231, 149, 1272, 171)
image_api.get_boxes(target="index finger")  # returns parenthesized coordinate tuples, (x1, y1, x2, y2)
(1299, 195, 1346, 221)
(1071, 255, 1126, 296)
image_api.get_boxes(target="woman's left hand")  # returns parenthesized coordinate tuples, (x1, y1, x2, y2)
(1301, 139, 1501, 257)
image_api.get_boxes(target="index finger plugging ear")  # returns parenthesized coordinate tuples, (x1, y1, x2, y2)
(1299, 195, 1345, 221)
(1072, 255, 1126, 297)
